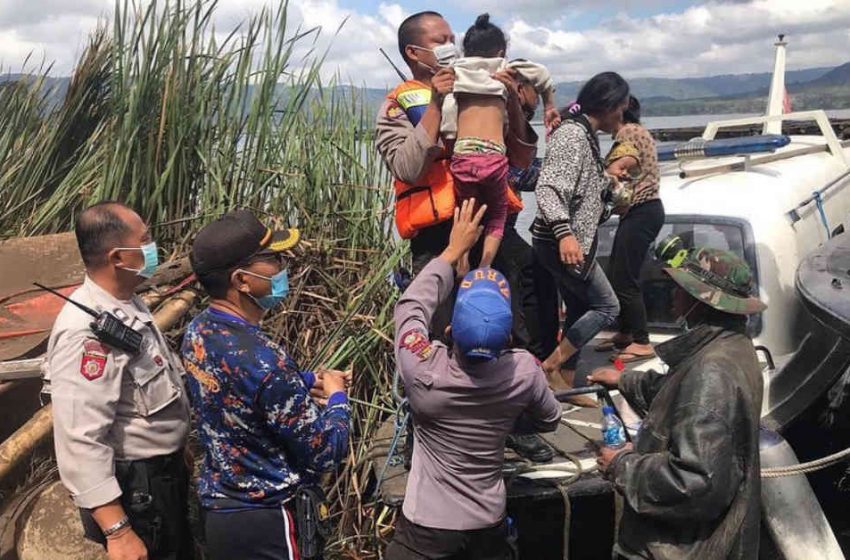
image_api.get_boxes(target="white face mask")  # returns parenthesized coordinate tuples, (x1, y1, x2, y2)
(410, 42, 459, 72)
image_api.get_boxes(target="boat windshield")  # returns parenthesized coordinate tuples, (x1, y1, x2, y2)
(597, 217, 761, 335)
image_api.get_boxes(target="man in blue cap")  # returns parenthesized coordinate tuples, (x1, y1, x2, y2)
(386, 200, 562, 560)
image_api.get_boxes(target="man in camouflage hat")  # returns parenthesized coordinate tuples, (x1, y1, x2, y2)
(588, 239, 765, 559)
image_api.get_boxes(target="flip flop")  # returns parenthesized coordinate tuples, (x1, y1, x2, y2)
(595, 337, 630, 352)
(611, 350, 656, 364)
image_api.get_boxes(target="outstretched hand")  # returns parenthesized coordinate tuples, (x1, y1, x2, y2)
(441, 199, 487, 267)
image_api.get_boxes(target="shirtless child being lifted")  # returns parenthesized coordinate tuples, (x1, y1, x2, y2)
(443, 13, 559, 269)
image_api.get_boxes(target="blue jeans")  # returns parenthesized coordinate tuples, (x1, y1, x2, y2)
(533, 238, 620, 368)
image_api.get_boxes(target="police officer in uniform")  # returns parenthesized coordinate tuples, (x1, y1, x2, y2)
(45, 201, 192, 560)
(376, 11, 553, 463)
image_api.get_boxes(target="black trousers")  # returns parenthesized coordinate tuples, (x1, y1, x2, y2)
(204, 505, 299, 560)
(609, 199, 665, 345)
(385, 513, 515, 560)
(487, 227, 558, 361)
(467, 225, 559, 361)
(80, 452, 193, 560)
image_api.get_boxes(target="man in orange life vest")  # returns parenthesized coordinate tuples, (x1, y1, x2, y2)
(375, 11, 537, 335)
(376, 11, 553, 462)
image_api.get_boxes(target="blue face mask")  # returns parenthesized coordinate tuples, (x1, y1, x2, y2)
(117, 242, 159, 279)
(240, 268, 289, 310)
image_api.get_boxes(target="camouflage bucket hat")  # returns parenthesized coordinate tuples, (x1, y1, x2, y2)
(663, 247, 767, 315)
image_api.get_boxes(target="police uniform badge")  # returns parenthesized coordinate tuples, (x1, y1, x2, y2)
(80, 339, 109, 381)
(400, 328, 433, 361)
(386, 103, 404, 119)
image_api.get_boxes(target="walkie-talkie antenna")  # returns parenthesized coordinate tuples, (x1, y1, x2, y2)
(33, 282, 98, 318)
(379, 48, 408, 82)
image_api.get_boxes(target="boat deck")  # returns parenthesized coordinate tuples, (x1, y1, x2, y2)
(374, 388, 635, 508)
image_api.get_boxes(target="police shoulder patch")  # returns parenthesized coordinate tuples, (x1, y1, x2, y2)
(385, 102, 404, 119)
(399, 328, 433, 361)
(80, 339, 109, 381)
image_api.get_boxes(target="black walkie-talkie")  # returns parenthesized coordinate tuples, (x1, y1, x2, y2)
(34, 282, 143, 354)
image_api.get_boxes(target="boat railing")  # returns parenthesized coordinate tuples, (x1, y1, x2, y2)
(702, 110, 848, 169)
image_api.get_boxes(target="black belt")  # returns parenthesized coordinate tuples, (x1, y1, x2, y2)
(115, 450, 183, 476)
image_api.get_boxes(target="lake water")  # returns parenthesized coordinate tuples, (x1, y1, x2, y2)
(514, 109, 850, 240)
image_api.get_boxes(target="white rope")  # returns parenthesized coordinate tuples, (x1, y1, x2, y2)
(761, 445, 850, 478)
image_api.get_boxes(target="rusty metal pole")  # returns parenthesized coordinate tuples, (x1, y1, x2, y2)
(0, 288, 197, 487)
(0, 405, 53, 482)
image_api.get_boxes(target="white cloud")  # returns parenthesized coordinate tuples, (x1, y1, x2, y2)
(504, 0, 850, 82)
(0, 0, 848, 88)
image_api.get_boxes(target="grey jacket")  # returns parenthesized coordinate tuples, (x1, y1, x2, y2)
(612, 323, 763, 559)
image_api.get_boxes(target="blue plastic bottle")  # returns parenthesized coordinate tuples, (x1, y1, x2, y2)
(601, 406, 626, 448)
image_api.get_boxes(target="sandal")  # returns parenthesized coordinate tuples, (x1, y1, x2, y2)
(595, 336, 631, 352)
(611, 349, 656, 364)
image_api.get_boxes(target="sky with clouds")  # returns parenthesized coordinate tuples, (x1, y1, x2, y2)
(1, 0, 849, 88)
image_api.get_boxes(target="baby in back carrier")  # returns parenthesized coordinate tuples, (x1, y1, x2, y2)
(442, 14, 558, 268)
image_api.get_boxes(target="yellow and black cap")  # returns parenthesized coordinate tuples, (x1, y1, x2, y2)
(190, 209, 300, 276)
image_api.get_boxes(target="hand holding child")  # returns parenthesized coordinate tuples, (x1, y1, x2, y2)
(490, 68, 520, 101)
(431, 68, 456, 102)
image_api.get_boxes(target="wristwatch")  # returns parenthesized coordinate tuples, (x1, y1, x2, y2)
(103, 516, 131, 538)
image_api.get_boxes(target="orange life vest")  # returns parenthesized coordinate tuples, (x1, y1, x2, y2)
(387, 80, 523, 240)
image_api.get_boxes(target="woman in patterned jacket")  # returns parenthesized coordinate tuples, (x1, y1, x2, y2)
(532, 72, 629, 394)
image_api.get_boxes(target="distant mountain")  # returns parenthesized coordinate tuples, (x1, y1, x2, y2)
(0, 73, 70, 108)
(799, 62, 850, 89)
(551, 66, 833, 105)
(3, 62, 847, 118)
(637, 62, 850, 116)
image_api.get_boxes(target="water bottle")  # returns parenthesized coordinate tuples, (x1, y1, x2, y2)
(601, 406, 626, 448)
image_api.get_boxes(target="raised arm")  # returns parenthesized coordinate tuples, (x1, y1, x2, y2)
(393, 200, 487, 378)
(491, 68, 537, 169)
